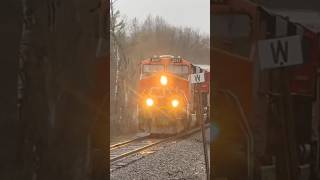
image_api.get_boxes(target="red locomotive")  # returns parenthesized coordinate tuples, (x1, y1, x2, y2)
(137, 55, 210, 134)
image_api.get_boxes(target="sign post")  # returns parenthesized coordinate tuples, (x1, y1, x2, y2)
(191, 72, 209, 180)
(278, 68, 299, 180)
(258, 35, 301, 180)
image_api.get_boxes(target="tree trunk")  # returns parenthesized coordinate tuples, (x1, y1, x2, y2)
(0, 1, 22, 179)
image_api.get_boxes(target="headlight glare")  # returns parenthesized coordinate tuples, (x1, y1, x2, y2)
(171, 99, 179, 108)
(146, 98, 154, 107)
(160, 75, 168, 86)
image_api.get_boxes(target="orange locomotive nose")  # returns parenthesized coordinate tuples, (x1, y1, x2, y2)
(138, 55, 206, 135)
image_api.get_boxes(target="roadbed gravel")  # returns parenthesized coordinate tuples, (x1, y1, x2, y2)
(110, 130, 210, 180)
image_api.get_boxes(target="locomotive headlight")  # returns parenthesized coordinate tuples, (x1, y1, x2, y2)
(146, 98, 154, 107)
(160, 75, 168, 86)
(171, 99, 179, 108)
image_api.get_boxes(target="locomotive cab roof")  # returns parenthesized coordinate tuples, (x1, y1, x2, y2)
(159, 55, 174, 58)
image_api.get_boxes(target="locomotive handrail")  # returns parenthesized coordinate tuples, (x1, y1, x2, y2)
(212, 47, 252, 62)
(216, 89, 254, 180)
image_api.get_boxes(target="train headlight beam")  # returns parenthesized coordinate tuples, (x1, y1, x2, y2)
(171, 99, 179, 108)
(160, 75, 168, 86)
(146, 98, 154, 107)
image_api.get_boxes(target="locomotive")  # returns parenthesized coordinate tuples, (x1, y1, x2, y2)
(212, 0, 320, 179)
(137, 55, 210, 134)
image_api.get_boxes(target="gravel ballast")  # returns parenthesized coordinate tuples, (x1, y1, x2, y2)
(110, 130, 210, 180)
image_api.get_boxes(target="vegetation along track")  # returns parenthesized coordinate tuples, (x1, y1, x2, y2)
(110, 125, 208, 164)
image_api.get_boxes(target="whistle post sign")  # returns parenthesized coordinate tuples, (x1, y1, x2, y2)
(258, 35, 303, 69)
(191, 73, 205, 84)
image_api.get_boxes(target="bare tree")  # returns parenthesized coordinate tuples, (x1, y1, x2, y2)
(110, 0, 133, 136)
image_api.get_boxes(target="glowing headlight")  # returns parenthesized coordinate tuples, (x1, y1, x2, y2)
(146, 98, 154, 107)
(171, 99, 179, 108)
(160, 75, 168, 86)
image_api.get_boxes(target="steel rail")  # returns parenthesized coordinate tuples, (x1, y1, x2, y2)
(110, 125, 208, 163)
(110, 135, 150, 150)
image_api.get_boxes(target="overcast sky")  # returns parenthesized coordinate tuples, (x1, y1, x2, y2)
(114, 0, 210, 35)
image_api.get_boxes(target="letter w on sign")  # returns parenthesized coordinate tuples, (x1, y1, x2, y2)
(258, 35, 303, 69)
(270, 40, 288, 65)
(191, 73, 205, 84)
(195, 74, 201, 82)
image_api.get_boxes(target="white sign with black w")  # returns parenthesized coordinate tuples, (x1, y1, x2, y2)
(191, 73, 205, 84)
(258, 35, 303, 69)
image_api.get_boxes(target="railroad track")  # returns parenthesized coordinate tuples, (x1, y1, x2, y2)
(110, 135, 149, 150)
(110, 126, 207, 164)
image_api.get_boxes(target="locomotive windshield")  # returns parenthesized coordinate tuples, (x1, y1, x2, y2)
(212, 14, 251, 57)
(167, 64, 189, 78)
(143, 64, 164, 74)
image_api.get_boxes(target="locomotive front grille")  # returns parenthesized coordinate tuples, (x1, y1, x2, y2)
(155, 108, 173, 126)
(156, 97, 167, 107)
